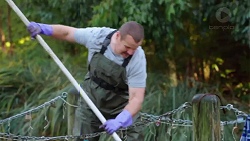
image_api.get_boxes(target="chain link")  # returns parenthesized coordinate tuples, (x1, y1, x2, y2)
(221, 117, 246, 126)
(0, 132, 106, 140)
(0, 92, 68, 125)
(220, 104, 248, 117)
(220, 104, 248, 126)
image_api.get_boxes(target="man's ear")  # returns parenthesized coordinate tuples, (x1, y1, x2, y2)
(116, 31, 121, 39)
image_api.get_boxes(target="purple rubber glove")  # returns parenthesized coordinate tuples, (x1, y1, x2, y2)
(100, 110, 133, 134)
(27, 22, 53, 38)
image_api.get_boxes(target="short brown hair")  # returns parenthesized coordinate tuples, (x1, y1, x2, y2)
(119, 21, 144, 43)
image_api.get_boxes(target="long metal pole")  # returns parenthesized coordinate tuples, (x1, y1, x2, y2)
(5, 0, 122, 140)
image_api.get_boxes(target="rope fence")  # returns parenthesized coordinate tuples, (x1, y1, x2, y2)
(0, 92, 248, 141)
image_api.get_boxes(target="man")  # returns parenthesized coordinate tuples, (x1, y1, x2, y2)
(27, 21, 147, 141)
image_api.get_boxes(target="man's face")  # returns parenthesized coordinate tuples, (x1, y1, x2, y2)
(115, 33, 142, 58)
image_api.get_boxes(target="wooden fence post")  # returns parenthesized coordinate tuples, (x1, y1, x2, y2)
(192, 94, 221, 141)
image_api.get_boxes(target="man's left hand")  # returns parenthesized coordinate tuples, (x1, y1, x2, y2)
(100, 110, 133, 134)
(100, 119, 122, 134)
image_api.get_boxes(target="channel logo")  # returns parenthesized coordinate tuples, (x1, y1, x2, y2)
(215, 7, 231, 23)
(209, 7, 234, 31)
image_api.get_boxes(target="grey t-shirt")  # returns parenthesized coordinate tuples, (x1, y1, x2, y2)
(74, 27, 147, 88)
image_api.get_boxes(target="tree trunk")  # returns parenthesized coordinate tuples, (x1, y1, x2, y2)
(166, 58, 177, 87)
(8, 5, 13, 55)
(0, 8, 6, 53)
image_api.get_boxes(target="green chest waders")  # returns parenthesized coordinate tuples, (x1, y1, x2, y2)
(84, 30, 132, 115)
(73, 30, 144, 141)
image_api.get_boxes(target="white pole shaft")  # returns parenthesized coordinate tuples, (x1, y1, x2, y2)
(5, 0, 122, 140)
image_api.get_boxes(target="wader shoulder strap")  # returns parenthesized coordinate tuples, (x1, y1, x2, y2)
(122, 55, 132, 67)
(100, 30, 117, 54)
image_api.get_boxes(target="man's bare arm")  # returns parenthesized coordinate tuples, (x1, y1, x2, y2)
(124, 87, 145, 117)
(50, 25, 77, 42)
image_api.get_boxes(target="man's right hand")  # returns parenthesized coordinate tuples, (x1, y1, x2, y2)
(27, 22, 53, 38)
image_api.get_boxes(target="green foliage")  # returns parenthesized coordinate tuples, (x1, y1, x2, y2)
(200, 0, 250, 45)
(18, 0, 100, 27)
(90, 0, 192, 53)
